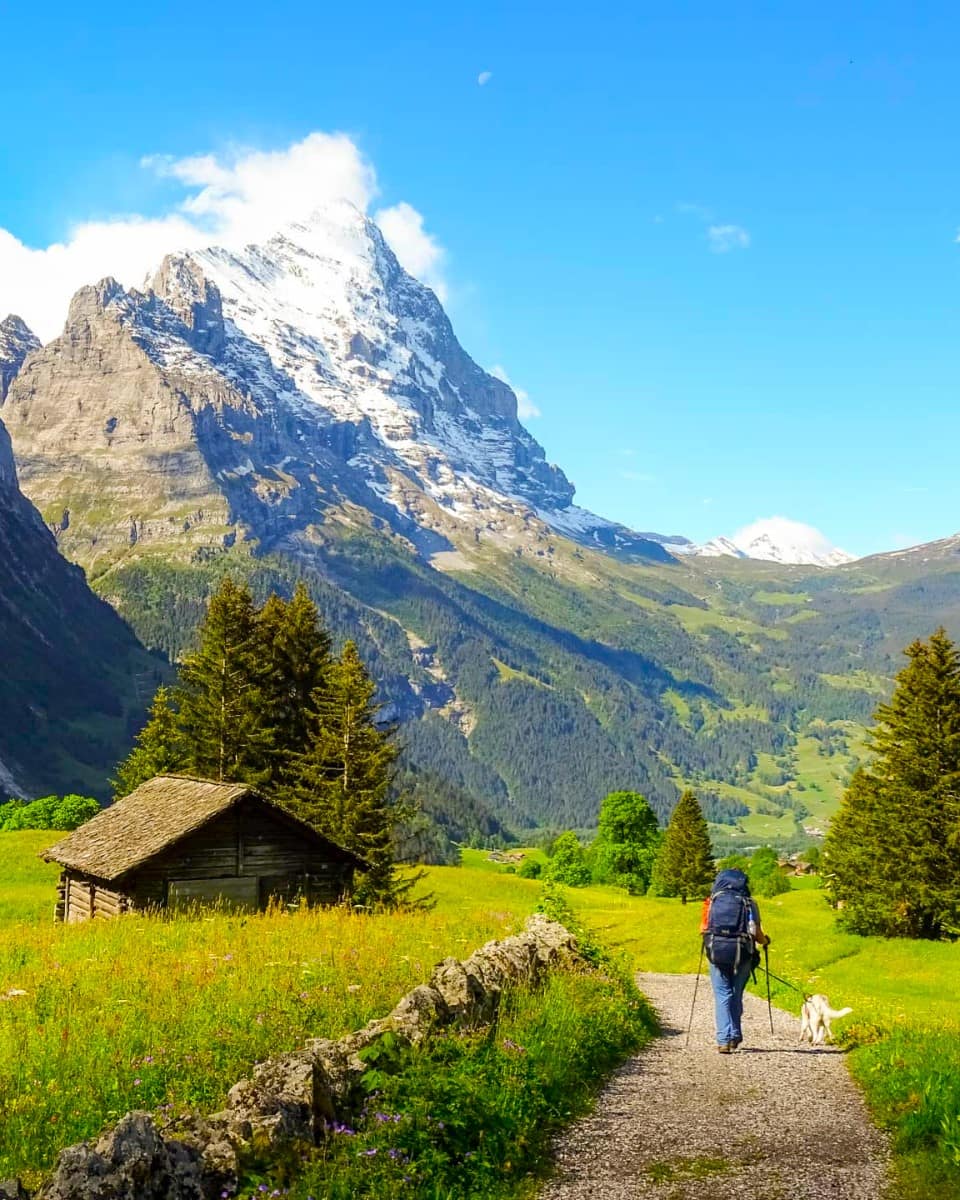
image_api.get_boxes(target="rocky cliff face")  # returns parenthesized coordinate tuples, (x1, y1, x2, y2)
(2, 203, 671, 570)
(0, 315, 40, 400)
(0, 413, 153, 799)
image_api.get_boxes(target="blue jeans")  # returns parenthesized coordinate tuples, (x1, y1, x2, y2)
(709, 958, 754, 1045)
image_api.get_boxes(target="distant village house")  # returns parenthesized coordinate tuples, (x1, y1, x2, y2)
(43, 775, 365, 922)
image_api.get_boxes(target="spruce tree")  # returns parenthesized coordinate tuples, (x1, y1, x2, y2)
(176, 577, 272, 784)
(256, 583, 333, 788)
(112, 686, 188, 798)
(824, 629, 960, 938)
(289, 640, 406, 905)
(651, 789, 714, 903)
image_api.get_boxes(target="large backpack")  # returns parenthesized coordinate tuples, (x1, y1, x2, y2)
(703, 868, 754, 972)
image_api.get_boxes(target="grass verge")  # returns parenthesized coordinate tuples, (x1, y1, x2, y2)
(248, 965, 655, 1199)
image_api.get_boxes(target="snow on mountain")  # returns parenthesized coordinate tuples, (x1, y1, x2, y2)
(696, 518, 856, 567)
(3, 202, 675, 565)
(0, 315, 40, 400)
(695, 536, 747, 559)
(153, 203, 672, 558)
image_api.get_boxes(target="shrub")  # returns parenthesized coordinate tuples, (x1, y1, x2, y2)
(545, 832, 591, 888)
(518, 858, 542, 879)
(0, 795, 100, 832)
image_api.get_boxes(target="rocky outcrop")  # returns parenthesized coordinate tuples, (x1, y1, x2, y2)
(2, 204, 671, 576)
(31, 916, 578, 1200)
(0, 315, 40, 401)
(0, 411, 151, 800)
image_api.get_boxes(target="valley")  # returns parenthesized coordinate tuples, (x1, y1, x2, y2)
(2, 200, 959, 849)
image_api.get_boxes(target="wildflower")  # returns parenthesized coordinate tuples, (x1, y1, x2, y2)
(357, 1147, 378, 1156)
(133, 1078, 142, 1087)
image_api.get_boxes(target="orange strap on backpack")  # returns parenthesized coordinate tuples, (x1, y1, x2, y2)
(699, 895, 711, 934)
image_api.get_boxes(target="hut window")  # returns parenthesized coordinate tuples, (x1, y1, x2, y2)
(168, 877, 259, 912)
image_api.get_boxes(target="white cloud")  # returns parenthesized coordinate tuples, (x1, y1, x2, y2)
(707, 223, 751, 253)
(478, 70, 493, 86)
(490, 364, 541, 420)
(0, 132, 447, 341)
(373, 202, 448, 302)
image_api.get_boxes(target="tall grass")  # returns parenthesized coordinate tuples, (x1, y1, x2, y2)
(0, 836, 525, 1187)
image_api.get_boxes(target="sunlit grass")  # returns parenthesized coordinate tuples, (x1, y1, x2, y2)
(3, 835, 959, 1197)
(0, 836, 526, 1186)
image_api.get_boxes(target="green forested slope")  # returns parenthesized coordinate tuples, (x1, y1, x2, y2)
(79, 516, 960, 847)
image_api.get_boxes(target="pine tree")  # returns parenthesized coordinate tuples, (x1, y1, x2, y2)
(288, 641, 406, 905)
(824, 629, 960, 938)
(176, 577, 272, 784)
(651, 789, 714, 903)
(112, 686, 188, 799)
(256, 584, 333, 788)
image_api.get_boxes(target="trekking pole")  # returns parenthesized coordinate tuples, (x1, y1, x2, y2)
(763, 943, 774, 1035)
(684, 942, 705, 1049)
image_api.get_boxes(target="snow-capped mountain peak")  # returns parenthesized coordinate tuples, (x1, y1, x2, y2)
(3, 201, 675, 571)
(0, 315, 40, 401)
(696, 518, 855, 567)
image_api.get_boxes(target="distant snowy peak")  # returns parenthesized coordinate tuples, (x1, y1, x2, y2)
(696, 535, 747, 559)
(696, 518, 856, 568)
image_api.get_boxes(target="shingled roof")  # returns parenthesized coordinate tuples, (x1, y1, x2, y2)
(42, 775, 364, 881)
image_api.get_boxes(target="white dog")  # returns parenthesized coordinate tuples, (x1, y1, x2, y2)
(799, 994, 853, 1045)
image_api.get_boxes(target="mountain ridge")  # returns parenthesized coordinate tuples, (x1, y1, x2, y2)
(693, 517, 855, 567)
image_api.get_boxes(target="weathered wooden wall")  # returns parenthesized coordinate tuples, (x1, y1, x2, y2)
(63, 872, 130, 922)
(58, 799, 355, 920)
(129, 801, 353, 910)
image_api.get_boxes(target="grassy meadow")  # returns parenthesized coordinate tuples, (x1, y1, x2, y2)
(0, 836, 540, 1188)
(1, 837, 958, 1197)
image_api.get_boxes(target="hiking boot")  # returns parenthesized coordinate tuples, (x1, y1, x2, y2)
(730, 1038, 742, 1049)
(717, 1043, 732, 1054)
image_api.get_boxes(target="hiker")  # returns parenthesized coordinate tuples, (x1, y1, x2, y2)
(700, 867, 769, 1053)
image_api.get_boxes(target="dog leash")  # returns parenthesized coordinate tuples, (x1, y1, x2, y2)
(756, 962, 810, 1001)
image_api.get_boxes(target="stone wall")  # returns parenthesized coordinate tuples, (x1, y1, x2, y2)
(4, 915, 578, 1200)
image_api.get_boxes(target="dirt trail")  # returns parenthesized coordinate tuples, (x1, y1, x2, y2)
(541, 972, 889, 1200)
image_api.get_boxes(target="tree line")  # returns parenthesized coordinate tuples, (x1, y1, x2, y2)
(115, 577, 410, 905)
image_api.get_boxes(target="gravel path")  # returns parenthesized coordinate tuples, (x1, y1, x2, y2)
(542, 972, 889, 1200)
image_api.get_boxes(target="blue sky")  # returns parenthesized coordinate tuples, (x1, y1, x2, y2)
(1, 1, 958, 556)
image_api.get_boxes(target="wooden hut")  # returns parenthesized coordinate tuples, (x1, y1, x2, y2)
(42, 775, 365, 922)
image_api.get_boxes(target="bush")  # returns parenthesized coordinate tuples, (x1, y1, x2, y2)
(0, 795, 100, 832)
(518, 858, 542, 879)
(748, 847, 791, 898)
(545, 831, 591, 888)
